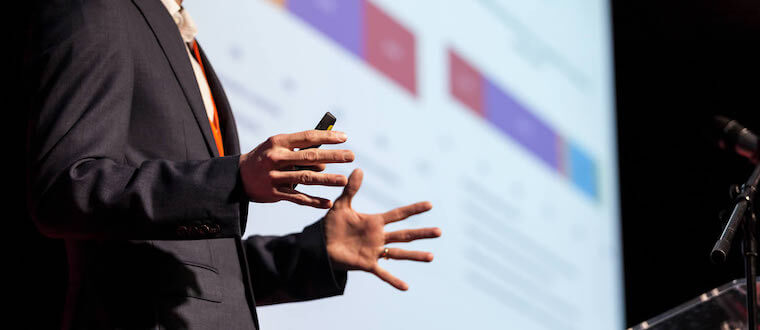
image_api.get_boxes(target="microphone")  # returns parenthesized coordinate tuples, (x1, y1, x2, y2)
(713, 116, 760, 163)
(710, 116, 760, 329)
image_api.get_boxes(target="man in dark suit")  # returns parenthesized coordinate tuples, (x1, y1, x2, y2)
(22, 0, 441, 329)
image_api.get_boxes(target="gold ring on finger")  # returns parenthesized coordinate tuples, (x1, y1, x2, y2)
(380, 247, 389, 260)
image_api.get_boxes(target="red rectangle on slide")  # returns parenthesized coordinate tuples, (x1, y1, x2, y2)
(449, 49, 485, 116)
(365, 2, 417, 96)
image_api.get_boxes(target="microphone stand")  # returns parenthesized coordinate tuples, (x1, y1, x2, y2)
(711, 162, 759, 330)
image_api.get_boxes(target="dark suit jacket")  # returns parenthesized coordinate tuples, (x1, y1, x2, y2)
(23, 0, 347, 329)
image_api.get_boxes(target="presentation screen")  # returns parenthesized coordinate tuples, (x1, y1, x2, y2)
(188, 0, 623, 329)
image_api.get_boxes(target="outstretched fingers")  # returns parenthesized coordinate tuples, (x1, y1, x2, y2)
(371, 265, 409, 291)
(334, 168, 363, 209)
(385, 228, 442, 244)
(276, 130, 348, 149)
(270, 171, 348, 186)
(381, 247, 434, 262)
(275, 149, 355, 167)
(382, 201, 433, 224)
(274, 187, 333, 209)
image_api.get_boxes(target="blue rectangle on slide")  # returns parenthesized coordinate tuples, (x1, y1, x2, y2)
(568, 142, 598, 199)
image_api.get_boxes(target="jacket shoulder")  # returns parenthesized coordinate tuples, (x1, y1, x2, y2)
(26, 0, 138, 56)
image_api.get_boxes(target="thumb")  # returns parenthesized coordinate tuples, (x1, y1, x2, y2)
(334, 168, 363, 209)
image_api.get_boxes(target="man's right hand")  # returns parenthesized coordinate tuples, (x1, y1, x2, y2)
(239, 130, 355, 209)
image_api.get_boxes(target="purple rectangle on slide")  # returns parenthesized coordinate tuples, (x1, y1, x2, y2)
(485, 80, 559, 169)
(287, 0, 364, 57)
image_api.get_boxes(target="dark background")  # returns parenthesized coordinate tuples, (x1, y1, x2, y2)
(613, 0, 760, 326)
(9, 0, 760, 328)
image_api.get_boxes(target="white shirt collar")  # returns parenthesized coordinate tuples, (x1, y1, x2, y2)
(159, 0, 198, 43)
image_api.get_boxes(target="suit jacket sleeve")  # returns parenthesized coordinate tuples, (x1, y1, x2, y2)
(25, 0, 245, 240)
(244, 220, 348, 305)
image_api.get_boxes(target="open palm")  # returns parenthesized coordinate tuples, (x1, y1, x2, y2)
(324, 169, 441, 291)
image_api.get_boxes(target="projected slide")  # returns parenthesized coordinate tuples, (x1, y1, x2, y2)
(187, 0, 622, 329)
(449, 49, 598, 199)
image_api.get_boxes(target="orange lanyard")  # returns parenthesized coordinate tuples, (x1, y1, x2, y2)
(191, 40, 225, 157)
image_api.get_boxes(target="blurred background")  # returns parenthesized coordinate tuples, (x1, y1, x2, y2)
(10, 0, 760, 328)
(614, 0, 760, 325)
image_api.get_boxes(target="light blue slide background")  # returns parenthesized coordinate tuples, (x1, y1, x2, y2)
(186, 1, 624, 329)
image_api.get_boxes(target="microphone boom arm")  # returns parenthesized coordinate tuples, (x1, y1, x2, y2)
(710, 152, 759, 330)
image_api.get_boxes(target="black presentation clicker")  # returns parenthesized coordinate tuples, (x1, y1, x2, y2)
(293, 112, 337, 188)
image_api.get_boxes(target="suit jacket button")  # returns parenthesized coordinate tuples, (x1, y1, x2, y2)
(176, 226, 189, 238)
(210, 224, 221, 234)
(190, 225, 202, 237)
(199, 224, 211, 235)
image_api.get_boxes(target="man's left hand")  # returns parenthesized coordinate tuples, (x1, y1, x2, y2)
(324, 169, 441, 291)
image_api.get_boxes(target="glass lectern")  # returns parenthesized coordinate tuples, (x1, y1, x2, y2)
(629, 278, 759, 330)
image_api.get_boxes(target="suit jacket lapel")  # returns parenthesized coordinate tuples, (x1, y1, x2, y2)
(132, 0, 219, 158)
(196, 43, 241, 156)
